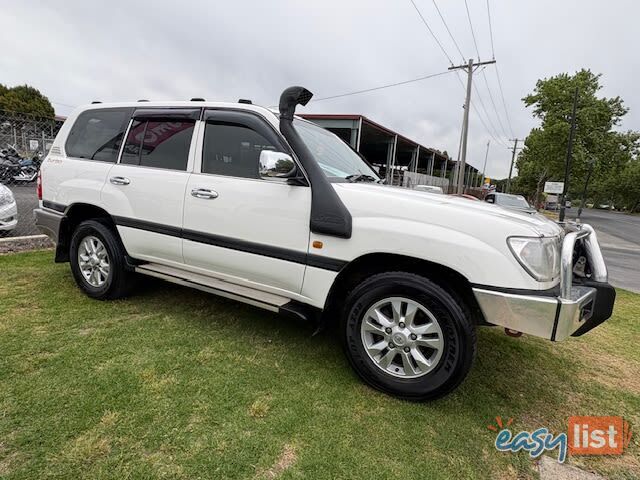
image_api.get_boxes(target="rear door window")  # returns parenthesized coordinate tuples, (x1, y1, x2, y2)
(65, 108, 133, 162)
(121, 117, 195, 171)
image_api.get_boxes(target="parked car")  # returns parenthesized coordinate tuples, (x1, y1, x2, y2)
(414, 185, 444, 194)
(34, 87, 615, 401)
(0, 183, 18, 235)
(485, 192, 536, 214)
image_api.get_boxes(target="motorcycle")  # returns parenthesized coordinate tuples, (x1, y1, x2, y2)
(0, 146, 42, 183)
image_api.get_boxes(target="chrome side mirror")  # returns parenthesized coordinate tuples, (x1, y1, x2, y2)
(259, 150, 296, 178)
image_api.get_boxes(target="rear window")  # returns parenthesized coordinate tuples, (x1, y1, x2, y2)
(65, 108, 132, 162)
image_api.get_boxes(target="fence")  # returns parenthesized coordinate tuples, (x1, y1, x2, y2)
(0, 110, 64, 238)
(402, 171, 450, 190)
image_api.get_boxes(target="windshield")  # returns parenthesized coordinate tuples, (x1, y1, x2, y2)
(496, 194, 531, 208)
(293, 119, 380, 182)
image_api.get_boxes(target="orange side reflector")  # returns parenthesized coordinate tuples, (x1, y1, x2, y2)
(312, 241, 323, 249)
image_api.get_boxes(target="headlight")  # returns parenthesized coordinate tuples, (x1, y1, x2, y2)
(507, 236, 560, 282)
(0, 185, 14, 207)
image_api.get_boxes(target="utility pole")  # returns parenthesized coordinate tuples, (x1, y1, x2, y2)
(481, 140, 490, 188)
(449, 58, 497, 194)
(506, 138, 521, 193)
(559, 87, 579, 223)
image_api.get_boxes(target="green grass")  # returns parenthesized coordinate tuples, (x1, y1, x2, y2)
(1, 250, 639, 479)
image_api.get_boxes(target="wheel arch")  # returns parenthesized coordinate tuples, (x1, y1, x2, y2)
(323, 252, 486, 326)
(55, 203, 118, 263)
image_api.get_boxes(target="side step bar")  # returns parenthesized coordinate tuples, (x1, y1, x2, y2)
(135, 263, 290, 313)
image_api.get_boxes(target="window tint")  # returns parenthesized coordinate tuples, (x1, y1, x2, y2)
(65, 108, 132, 162)
(121, 119, 194, 171)
(202, 122, 278, 178)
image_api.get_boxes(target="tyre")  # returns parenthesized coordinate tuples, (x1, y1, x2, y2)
(341, 272, 476, 401)
(69, 219, 134, 300)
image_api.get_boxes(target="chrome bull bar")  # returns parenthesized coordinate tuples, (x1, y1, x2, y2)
(560, 223, 608, 299)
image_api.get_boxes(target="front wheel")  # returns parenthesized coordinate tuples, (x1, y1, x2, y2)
(341, 272, 476, 401)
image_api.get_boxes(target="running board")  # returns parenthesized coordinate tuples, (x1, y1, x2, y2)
(135, 263, 290, 313)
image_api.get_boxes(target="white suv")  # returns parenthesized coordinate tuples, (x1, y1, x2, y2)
(34, 87, 615, 400)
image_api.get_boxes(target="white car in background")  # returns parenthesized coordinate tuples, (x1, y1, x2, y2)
(0, 183, 18, 235)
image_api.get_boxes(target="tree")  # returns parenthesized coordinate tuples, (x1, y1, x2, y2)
(0, 84, 55, 118)
(514, 70, 638, 207)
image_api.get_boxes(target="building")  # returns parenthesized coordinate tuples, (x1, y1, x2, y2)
(300, 113, 482, 190)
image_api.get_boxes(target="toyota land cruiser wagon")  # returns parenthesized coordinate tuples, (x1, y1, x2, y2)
(34, 87, 615, 400)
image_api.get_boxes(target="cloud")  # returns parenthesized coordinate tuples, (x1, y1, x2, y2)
(2, 0, 638, 178)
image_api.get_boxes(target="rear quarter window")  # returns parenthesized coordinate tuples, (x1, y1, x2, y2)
(65, 108, 133, 162)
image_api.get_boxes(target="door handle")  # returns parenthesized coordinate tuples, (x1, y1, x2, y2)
(110, 176, 131, 186)
(191, 188, 219, 199)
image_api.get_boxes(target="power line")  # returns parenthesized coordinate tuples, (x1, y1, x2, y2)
(51, 101, 77, 109)
(313, 70, 453, 102)
(408, 0, 509, 164)
(471, 80, 500, 138)
(486, 0, 496, 59)
(481, 70, 509, 138)
(485, 0, 516, 138)
(470, 88, 508, 148)
(463, 0, 481, 60)
(431, 0, 465, 62)
(464, 0, 510, 139)
(494, 65, 515, 138)
(408, 0, 455, 65)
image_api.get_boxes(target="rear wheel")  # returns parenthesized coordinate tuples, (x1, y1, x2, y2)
(69, 220, 134, 300)
(341, 272, 476, 401)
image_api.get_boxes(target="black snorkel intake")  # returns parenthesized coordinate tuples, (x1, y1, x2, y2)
(278, 86, 352, 239)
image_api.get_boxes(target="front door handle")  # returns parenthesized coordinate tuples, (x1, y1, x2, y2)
(191, 188, 219, 199)
(110, 176, 130, 186)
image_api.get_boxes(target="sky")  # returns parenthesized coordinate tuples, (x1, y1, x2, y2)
(2, 0, 639, 179)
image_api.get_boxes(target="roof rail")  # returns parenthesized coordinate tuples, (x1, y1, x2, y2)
(137, 99, 149, 102)
(238, 99, 252, 104)
(91, 101, 102, 104)
(190, 97, 205, 101)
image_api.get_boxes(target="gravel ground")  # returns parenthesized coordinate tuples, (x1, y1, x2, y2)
(0, 235, 53, 255)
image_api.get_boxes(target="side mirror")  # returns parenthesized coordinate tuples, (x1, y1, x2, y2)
(259, 150, 307, 185)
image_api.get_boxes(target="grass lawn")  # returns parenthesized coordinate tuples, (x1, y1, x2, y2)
(1, 250, 638, 479)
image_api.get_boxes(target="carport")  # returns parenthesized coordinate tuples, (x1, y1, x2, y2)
(299, 114, 480, 190)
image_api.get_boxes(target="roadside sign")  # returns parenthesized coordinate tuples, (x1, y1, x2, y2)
(29, 139, 39, 151)
(544, 181, 564, 194)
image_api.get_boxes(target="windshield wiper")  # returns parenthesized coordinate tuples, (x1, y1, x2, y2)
(345, 173, 379, 183)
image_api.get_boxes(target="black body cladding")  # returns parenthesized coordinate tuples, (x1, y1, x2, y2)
(278, 86, 353, 239)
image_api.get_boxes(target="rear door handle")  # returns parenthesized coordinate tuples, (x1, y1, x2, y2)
(191, 188, 219, 199)
(110, 176, 130, 186)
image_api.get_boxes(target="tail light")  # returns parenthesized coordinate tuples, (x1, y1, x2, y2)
(37, 171, 42, 200)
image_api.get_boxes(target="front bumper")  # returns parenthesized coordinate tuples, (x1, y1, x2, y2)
(473, 224, 615, 341)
